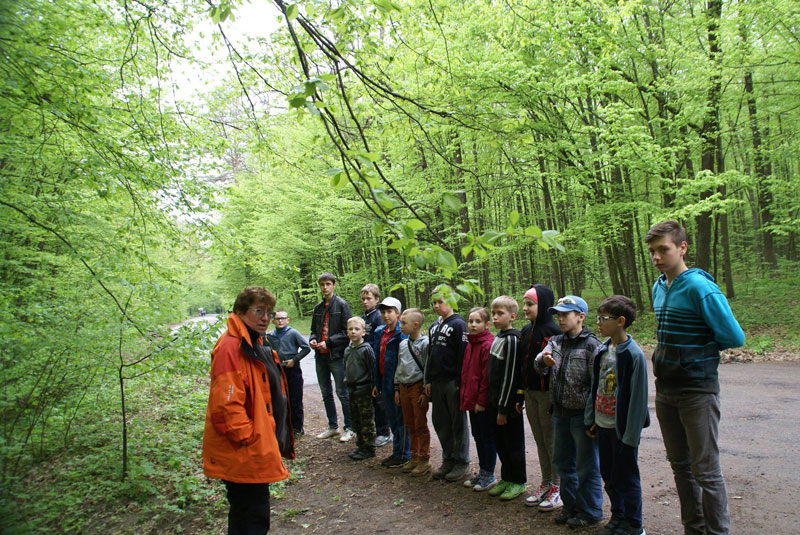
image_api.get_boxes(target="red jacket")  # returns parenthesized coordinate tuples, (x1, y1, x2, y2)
(202, 313, 294, 483)
(459, 329, 494, 411)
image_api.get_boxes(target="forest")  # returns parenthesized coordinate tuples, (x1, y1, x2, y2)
(1, 0, 798, 533)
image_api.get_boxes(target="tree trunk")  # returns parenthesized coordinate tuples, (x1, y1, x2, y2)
(743, 70, 778, 271)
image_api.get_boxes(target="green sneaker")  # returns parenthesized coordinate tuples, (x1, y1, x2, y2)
(488, 479, 509, 497)
(499, 482, 526, 501)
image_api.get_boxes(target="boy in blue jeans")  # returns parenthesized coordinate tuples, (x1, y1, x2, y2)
(586, 296, 649, 535)
(646, 220, 744, 535)
(535, 295, 603, 528)
(371, 297, 411, 467)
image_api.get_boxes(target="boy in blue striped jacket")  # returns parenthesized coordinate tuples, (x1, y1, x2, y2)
(646, 220, 744, 535)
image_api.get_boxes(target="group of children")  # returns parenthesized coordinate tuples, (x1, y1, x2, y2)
(288, 219, 743, 535)
(334, 280, 649, 535)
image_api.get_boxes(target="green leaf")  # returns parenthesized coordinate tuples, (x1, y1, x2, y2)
(435, 250, 457, 271)
(442, 192, 462, 211)
(328, 6, 345, 20)
(288, 94, 307, 108)
(329, 172, 344, 188)
(509, 210, 519, 226)
(388, 238, 406, 250)
(524, 225, 542, 238)
(286, 4, 298, 21)
(480, 229, 504, 246)
(406, 219, 425, 231)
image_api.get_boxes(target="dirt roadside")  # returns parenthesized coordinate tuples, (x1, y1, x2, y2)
(266, 360, 800, 535)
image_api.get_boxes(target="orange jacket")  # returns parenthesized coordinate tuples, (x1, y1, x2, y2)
(202, 313, 294, 483)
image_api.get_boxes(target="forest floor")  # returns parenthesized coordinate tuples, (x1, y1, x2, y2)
(257, 353, 800, 535)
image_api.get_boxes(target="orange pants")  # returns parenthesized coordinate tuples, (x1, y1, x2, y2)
(398, 381, 431, 459)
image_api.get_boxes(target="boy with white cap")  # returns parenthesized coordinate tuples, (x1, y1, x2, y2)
(371, 297, 411, 467)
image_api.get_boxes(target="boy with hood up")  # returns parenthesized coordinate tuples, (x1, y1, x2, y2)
(519, 285, 564, 512)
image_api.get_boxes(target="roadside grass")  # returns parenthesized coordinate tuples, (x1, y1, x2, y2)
(0, 360, 305, 535)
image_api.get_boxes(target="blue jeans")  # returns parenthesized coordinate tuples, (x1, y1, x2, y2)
(381, 381, 410, 461)
(656, 391, 729, 535)
(552, 411, 603, 520)
(315, 354, 351, 430)
(468, 409, 497, 474)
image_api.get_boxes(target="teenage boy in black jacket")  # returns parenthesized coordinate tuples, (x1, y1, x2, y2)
(309, 272, 354, 441)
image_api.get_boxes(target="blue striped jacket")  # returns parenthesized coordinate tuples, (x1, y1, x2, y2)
(652, 268, 744, 394)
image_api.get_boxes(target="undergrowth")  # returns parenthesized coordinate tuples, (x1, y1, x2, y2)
(0, 326, 304, 535)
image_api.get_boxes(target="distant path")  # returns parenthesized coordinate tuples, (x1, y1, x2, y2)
(175, 315, 319, 385)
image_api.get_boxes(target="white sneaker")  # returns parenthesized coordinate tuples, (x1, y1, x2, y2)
(316, 428, 340, 439)
(375, 434, 392, 447)
(538, 485, 563, 511)
(339, 429, 355, 442)
(525, 484, 549, 506)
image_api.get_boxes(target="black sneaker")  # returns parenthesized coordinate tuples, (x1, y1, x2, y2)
(555, 508, 576, 525)
(384, 456, 409, 468)
(348, 449, 362, 460)
(352, 449, 376, 461)
(597, 518, 623, 535)
(381, 455, 400, 467)
(614, 521, 646, 535)
(567, 512, 601, 529)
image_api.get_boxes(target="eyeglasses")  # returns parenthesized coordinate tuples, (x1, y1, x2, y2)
(557, 297, 576, 305)
(596, 315, 620, 323)
(247, 308, 272, 318)
(273, 316, 289, 321)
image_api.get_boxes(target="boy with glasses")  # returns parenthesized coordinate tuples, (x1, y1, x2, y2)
(267, 310, 311, 436)
(586, 296, 649, 535)
(646, 220, 744, 535)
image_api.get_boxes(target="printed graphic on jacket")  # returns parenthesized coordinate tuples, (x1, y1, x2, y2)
(594, 346, 617, 428)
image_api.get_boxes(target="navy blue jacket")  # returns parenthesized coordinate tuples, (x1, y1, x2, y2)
(372, 322, 407, 391)
(362, 307, 384, 347)
(586, 335, 650, 447)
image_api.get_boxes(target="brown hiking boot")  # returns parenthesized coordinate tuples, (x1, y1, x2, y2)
(411, 458, 432, 476)
(402, 457, 419, 473)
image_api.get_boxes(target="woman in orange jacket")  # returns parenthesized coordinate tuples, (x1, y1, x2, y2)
(203, 286, 295, 535)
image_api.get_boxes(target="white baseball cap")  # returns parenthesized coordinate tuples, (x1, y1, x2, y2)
(377, 297, 402, 314)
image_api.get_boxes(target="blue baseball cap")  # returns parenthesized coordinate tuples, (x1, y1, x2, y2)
(548, 295, 588, 315)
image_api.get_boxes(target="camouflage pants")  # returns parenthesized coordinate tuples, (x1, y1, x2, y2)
(349, 390, 376, 453)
